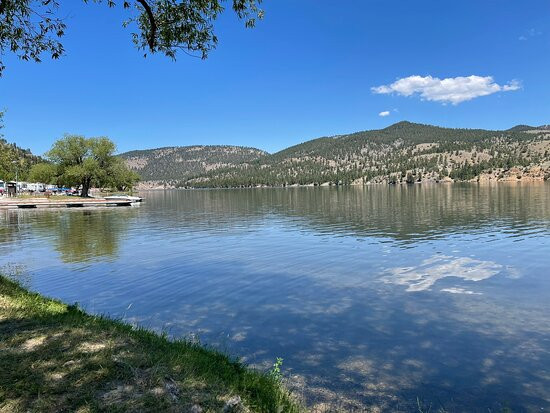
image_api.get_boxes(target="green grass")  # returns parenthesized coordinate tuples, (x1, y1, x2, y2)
(0, 275, 302, 412)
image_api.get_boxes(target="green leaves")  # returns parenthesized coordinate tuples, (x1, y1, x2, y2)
(28, 162, 57, 184)
(0, 0, 263, 75)
(269, 357, 284, 382)
(107, 158, 141, 190)
(45, 134, 139, 195)
(0, 0, 66, 75)
(46, 136, 87, 172)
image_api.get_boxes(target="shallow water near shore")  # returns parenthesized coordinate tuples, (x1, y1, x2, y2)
(3, 183, 550, 411)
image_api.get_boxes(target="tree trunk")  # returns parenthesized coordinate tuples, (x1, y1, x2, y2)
(81, 178, 91, 198)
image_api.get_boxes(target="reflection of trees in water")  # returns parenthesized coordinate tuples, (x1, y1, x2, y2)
(3, 187, 549, 409)
(145, 183, 550, 240)
(136, 186, 550, 410)
(277, 183, 550, 240)
(5, 184, 547, 257)
(0, 211, 23, 244)
(53, 210, 133, 262)
(1, 208, 137, 263)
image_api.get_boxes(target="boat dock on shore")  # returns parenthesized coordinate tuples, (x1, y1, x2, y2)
(0, 198, 136, 210)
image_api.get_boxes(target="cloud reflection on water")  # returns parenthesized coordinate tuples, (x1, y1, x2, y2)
(384, 255, 505, 292)
(2, 185, 550, 411)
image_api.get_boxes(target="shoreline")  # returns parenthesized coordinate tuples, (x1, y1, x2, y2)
(134, 178, 549, 191)
(134, 163, 550, 190)
(0, 275, 301, 412)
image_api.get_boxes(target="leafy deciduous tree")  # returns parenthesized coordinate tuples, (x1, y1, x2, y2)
(28, 162, 57, 184)
(47, 134, 139, 196)
(0, 0, 263, 76)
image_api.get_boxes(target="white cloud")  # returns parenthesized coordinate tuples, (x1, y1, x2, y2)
(371, 75, 521, 105)
(378, 110, 390, 117)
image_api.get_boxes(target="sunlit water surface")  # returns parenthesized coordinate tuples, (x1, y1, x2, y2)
(2, 184, 550, 411)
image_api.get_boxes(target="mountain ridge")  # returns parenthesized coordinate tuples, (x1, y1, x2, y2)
(118, 122, 550, 188)
(182, 121, 550, 187)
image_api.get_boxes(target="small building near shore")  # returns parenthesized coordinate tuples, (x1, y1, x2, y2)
(6, 181, 17, 197)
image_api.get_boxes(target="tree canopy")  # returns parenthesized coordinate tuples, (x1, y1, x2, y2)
(0, 0, 263, 75)
(28, 162, 57, 184)
(46, 135, 140, 196)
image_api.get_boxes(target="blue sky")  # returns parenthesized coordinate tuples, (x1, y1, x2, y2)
(1, 0, 549, 155)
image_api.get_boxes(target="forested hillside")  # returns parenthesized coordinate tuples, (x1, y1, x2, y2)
(179, 122, 550, 188)
(0, 112, 44, 181)
(119, 145, 267, 181)
(0, 138, 44, 181)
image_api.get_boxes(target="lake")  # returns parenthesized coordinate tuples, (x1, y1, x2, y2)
(2, 184, 550, 411)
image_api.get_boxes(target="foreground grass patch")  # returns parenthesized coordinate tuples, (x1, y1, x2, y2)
(0, 276, 301, 412)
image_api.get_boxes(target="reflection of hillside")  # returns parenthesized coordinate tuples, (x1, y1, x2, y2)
(1, 208, 137, 263)
(143, 183, 550, 241)
(276, 183, 550, 241)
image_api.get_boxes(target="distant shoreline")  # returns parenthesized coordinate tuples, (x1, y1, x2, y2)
(135, 172, 549, 191)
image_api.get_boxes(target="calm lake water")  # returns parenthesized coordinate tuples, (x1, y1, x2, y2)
(2, 184, 550, 411)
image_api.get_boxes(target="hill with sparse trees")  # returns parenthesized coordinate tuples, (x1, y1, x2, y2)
(119, 145, 268, 183)
(0, 112, 44, 181)
(164, 122, 550, 188)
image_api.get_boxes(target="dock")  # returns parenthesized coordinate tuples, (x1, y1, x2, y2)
(0, 198, 135, 210)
